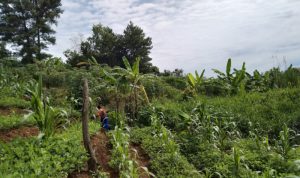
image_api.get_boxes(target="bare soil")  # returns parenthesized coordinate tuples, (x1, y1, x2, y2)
(69, 130, 152, 178)
(0, 107, 29, 116)
(68, 129, 119, 178)
(130, 143, 151, 178)
(0, 126, 39, 142)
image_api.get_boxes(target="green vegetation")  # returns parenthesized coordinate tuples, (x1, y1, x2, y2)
(0, 97, 30, 109)
(0, 55, 299, 177)
(0, 3, 299, 176)
(0, 115, 35, 130)
(0, 121, 99, 177)
(26, 76, 68, 138)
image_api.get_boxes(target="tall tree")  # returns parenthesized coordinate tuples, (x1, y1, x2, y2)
(80, 24, 121, 66)
(66, 22, 159, 73)
(122, 21, 154, 73)
(0, 42, 10, 59)
(0, 0, 63, 63)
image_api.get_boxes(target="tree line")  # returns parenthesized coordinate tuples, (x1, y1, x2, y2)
(64, 22, 159, 73)
(0, 1, 158, 73)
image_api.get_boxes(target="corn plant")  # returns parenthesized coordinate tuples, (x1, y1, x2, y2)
(26, 75, 68, 139)
(110, 125, 130, 169)
(150, 109, 178, 158)
(276, 124, 295, 159)
(262, 168, 277, 178)
(109, 118, 143, 178)
(232, 147, 241, 177)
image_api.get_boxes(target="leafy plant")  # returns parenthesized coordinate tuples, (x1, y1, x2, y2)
(213, 58, 246, 94)
(276, 124, 294, 159)
(26, 76, 68, 139)
(0, 121, 99, 177)
(186, 69, 205, 94)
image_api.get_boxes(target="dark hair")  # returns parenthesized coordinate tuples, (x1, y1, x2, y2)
(97, 105, 102, 109)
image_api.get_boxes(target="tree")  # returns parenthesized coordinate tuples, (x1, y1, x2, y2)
(0, 0, 63, 63)
(65, 22, 158, 73)
(80, 24, 121, 66)
(64, 49, 85, 67)
(122, 21, 154, 73)
(0, 42, 10, 59)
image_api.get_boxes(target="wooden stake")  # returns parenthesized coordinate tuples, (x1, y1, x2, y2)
(82, 78, 97, 171)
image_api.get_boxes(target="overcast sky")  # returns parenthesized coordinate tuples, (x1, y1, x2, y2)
(48, 0, 300, 75)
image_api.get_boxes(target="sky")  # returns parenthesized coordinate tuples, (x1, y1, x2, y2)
(48, 0, 300, 76)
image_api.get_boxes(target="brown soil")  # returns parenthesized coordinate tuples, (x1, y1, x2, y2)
(0, 107, 29, 116)
(92, 129, 119, 178)
(130, 143, 151, 178)
(69, 130, 152, 178)
(68, 129, 119, 178)
(68, 171, 91, 178)
(0, 126, 39, 142)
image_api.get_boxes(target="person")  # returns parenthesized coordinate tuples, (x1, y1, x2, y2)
(97, 105, 109, 131)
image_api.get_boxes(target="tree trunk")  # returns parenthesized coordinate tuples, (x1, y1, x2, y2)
(33, 0, 41, 60)
(82, 79, 97, 171)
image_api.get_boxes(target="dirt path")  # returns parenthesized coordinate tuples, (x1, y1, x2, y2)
(69, 129, 119, 178)
(92, 129, 119, 178)
(69, 130, 152, 178)
(0, 126, 39, 142)
(0, 107, 29, 116)
(130, 143, 151, 178)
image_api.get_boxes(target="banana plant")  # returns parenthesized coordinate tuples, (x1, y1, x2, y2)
(245, 70, 269, 92)
(115, 57, 152, 120)
(100, 67, 130, 122)
(213, 58, 246, 94)
(187, 69, 205, 94)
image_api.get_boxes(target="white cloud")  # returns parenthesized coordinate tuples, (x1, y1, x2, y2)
(48, 0, 300, 76)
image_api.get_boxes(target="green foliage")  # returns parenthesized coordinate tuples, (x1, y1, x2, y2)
(0, 42, 10, 59)
(130, 127, 200, 177)
(142, 77, 182, 100)
(0, 121, 99, 177)
(109, 120, 142, 178)
(205, 88, 300, 136)
(187, 70, 205, 89)
(26, 76, 68, 138)
(276, 124, 295, 159)
(0, 0, 63, 62)
(162, 76, 187, 90)
(185, 70, 205, 97)
(213, 58, 246, 95)
(0, 114, 35, 130)
(0, 97, 30, 108)
(68, 21, 157, 73)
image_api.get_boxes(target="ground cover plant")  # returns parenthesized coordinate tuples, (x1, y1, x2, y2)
(0, 121, 99, 177)
(0, 114, 35, 130)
